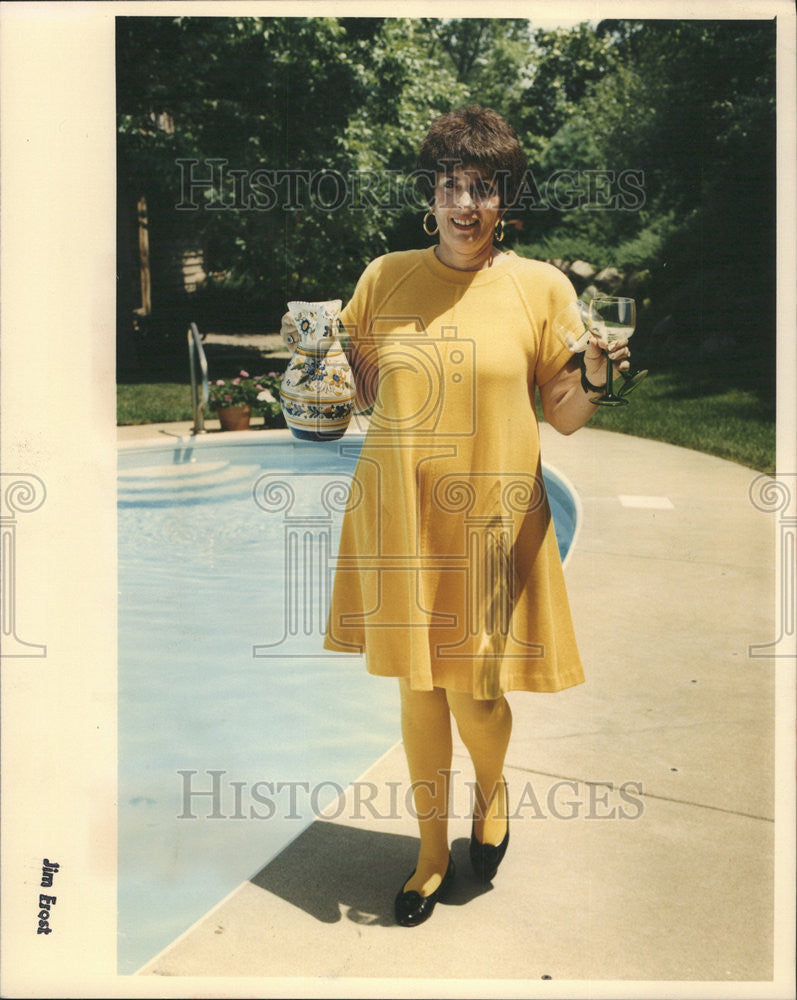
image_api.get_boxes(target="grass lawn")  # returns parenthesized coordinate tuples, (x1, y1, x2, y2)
(118, 369, 776, 474)
(117, 382, 194, 425)
(575, 372, 775, 474)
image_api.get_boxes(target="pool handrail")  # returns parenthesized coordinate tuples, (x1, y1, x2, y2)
(188, 322, 209, 434)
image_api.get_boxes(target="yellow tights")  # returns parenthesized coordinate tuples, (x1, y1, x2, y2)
(399, 678, 512, 896)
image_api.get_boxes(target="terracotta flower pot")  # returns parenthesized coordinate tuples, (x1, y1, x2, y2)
(216, 404, 252, 431)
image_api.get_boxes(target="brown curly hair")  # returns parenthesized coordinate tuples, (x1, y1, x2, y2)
(415, 105, 528, 208)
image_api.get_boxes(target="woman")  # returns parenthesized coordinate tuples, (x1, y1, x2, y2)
(281, 106, 630, 927)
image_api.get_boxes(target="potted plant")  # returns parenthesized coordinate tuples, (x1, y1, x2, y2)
(256, 372, 286, 429)
(208, 370, 283, 431)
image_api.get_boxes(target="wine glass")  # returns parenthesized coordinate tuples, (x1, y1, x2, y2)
(587, 296, 637, 406)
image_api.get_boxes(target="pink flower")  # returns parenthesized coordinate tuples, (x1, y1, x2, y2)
(239, 370, 249, 378)
(215, 379, 225, 386)
(224, 394, 232, 403)
(232, 378, 241, 385)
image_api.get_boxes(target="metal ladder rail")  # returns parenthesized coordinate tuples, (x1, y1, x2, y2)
(188, 322, 209, 434)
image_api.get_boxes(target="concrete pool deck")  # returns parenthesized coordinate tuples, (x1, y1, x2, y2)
(118, 422, 789, 989)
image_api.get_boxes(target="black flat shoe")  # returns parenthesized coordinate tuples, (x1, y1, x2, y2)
(394, 856, 455, 927)
(469, 777, 509, 882)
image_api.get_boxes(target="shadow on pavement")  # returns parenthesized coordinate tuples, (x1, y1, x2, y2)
(249, 821, 491, 925)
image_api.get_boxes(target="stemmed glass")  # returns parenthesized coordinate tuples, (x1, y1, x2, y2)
(587, 296, 642, 406)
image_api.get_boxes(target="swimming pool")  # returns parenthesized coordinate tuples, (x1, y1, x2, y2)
(117, 429, 580, 972)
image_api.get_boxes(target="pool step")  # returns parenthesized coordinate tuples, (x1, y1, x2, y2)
(118, 461, 261, 507)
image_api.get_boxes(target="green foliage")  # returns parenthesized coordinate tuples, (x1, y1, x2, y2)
(291, 20, 468, 290)
(117, 383, 194, 425)
(207, 370, 281, 413)
(515, 211, 675, 276)
(420, 18, 534, 116)
(118, 16, 472, 328)
(612, 214, 675, 272)
(517, 23, 617, 150)
(572, 374, 775, 475)
(120, 374, 775, 473)
(117, 14, 777, 474)
(118, 13, 777, 439)
(517, 17, 775, 363)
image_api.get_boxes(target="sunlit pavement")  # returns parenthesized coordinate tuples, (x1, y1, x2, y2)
(120, 422, 784, 988)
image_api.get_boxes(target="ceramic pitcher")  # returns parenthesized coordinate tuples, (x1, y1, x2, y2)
(280, 299, 356, 441)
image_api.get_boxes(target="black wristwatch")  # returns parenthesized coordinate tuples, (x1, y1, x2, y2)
(578, 351, 607, 393)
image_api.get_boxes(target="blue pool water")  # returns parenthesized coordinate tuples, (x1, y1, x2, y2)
(117, 430, 579, 972)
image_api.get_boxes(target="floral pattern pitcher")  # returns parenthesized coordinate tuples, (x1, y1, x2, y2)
(280, 299, 356, 441)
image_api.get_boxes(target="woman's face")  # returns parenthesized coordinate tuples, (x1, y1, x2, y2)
(431, 165, 504, 268)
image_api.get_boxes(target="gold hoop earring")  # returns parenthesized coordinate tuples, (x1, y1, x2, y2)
(423, 210, 439, 236)
(494, 218, 505, 243)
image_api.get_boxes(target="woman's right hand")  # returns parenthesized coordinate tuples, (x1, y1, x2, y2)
(280, 312, 299, 353)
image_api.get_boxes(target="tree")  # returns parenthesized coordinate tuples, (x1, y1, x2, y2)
(589, 19, 776, 357)
(517, 23, 617, 151)
(513, 16, 775, 376)
(117, 14, 776, 387)
(117, 15, 468, 351)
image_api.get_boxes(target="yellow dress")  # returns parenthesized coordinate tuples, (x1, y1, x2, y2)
(323, 247, 585, 699)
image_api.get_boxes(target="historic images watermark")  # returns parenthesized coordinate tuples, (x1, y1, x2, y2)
(0, 473, 47, 658)
(175, 768, 646, 822)
(251, 463, 551, 658)
(748, 473, 797, 658)
(250, 324, 554, 661)
(175, 159, 646, 213)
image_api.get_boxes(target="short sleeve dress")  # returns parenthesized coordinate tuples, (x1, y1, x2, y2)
(323, 247, 585, 700)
